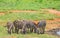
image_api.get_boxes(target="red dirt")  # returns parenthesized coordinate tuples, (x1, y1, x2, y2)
(0, 9, 60, 16)
(42, 9, 60, 16)
(0, 13, 5, 16)
(9, 10, 37, 13)
(46, 18, 60, 31)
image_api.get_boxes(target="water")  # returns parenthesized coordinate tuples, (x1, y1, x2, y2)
(56, 31, 60, 35)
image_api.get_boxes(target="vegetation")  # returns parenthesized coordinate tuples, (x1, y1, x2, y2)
(0, 12, 60, 22)
(0, 0, 60, 10)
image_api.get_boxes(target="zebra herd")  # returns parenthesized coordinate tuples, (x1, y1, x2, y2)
(6, 19, 46, 34)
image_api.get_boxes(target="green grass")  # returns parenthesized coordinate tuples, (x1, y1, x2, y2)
(0, 0, 60, 10)
(0, 12, 60, 22)
(0, 26, 58, 38)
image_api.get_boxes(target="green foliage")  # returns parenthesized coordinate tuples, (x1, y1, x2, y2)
(0, 0, 60, 10)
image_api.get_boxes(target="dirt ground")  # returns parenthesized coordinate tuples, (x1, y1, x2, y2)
(0, 12, 5, 16)
(42, 9, 60, 16)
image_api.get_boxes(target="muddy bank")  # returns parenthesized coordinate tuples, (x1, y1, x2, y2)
(45, 28, 60, 37)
